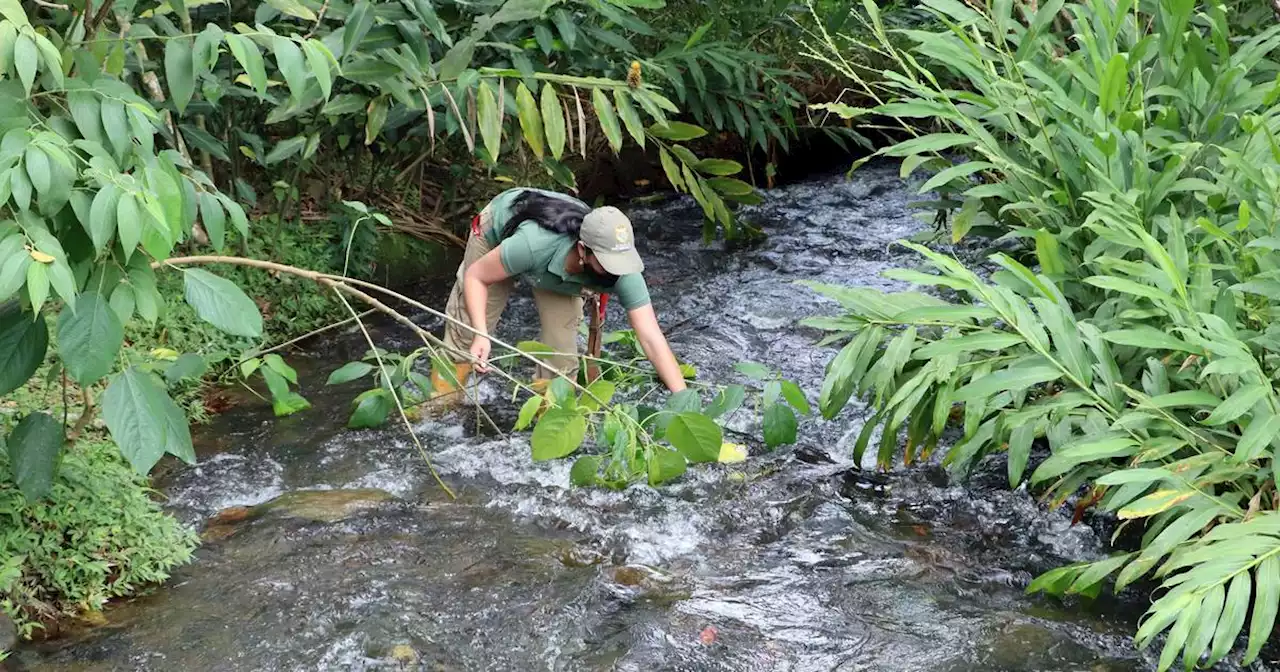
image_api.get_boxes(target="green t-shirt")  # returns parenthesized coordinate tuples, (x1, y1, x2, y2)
(498, 221, 652, 310)
(482, 187, 586, 247)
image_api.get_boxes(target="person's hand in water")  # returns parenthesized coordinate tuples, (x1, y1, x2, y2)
(469, 336, 492, 373)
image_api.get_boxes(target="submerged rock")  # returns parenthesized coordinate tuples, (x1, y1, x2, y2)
(255, 488, 396, 523)
(0, 612, 16, 653)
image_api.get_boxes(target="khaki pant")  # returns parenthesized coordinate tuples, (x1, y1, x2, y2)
(442, 213, 583, 380)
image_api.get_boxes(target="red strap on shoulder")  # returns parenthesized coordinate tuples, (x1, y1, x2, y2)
(470, 214, 481, 237)
(598, 293, 609, 321)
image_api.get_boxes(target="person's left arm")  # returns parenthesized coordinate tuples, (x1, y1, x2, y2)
(628, 304, 687, 392)
(614, 274, 686, 392)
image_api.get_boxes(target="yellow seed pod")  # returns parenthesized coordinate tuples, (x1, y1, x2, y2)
(627, 61, 642, 89)
(28, 250, 54, 263)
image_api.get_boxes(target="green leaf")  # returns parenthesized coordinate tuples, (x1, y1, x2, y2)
(263, 353, 298, 385)
(952, 364, 1063, 403)
(1031, 437, 1137, 483)
(271, 36, 308, 100)
(102, 367, 194, 473)
(0, 0, 28, 26)
(613, 89, 644, 148)
(1103, 327, 1198, 353)
(1117, 489, 1195, 519)
(164, 39, 196, 115)
(25, 261, 47, 314)
(7, 410, 62, 501)
(666, 411, 722, 463)
(22, 146, 48, 196)
(571, 454, 601, 486)
(182, 268, 263, 338)
(531, 408, 587, 460)
(327, 361, 374, 385)
(647, 447, 687, 486)
(225, 33, 267, 95)
(56, 291, 123, 385)
(1203, 384, 1268, 426)
(303, 40, 335, 100)
(109, 284, 134, 324)
(198, 191, 226, 251)
(914, 332, 1024, 358)
(659, 148, 684, 190)
(266, 0, 317, 20)
(1095, 467, 1172, 486)
(579, 378, 616, 412)
(780, 380, 810, 415)
(164, 353, 207, 384)
(705, 384, 745, 419)
(733, 361, 771, 380)
(514, 82, 544, 159)
(1008, 421, 1035, 487)
(592, 88, 623, 153)
(264, 135, 307, 165)
(342, 0, 375, 59)
(1208, 572, 1251, 666)
(649, 121, 706, 141)
(763, 403, 798, 449)
(693, 159, 742, 176)
(115, 192, 141, 260)
(87, 185, 119, 253)
(0, 300, 46, 398)
(477, 80, 502, 163)
(348, 388, 393, 428)
(541, 83, 566, 160)
(13, 32, 35, 95)
(100, 99, 131, 161)
(1244, 555, 1280, 664)
(514, 394, 542, 431)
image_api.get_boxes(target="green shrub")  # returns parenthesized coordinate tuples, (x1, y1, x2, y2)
(0, 437, 197, 637)
(805, 0, 1280, 669)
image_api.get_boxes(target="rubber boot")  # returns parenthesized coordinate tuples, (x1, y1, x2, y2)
(426, 362, 472, 411)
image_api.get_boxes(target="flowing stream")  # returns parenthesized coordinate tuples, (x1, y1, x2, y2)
(16, 165, 1173, 671)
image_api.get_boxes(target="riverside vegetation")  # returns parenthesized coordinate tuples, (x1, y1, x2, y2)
(0, 0, 862, 642)
(804, 0, 1280, 668)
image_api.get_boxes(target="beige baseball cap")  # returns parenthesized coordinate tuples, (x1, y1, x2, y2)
(580, 206, 644, 275)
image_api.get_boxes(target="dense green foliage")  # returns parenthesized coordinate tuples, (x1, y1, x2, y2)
(0, 438, 198, 635)
(806, 0, 1280, 667)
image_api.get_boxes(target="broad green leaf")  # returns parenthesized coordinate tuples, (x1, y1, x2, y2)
(705, 384, 745, 419)
(1031, 437, 1137, 483)
(1202, 384, 1268, 426)
(1095, 468, 1172, 486)
(115, 193, 141, 260)
(693, 159, 743, 176)
(102, 367, 193, 473)
(24, 262, 46, 316)
(515, 82, 545, 159)
(952, 364, 1063, 403)
(1118, 489, 1195, 519)
(477, 80, 502, 163)
(514, 394, 542, 431)
(1008, 421, 1035, 486)
(592, 88, 622, 153)
(1103, 327, 1198, 353)
(659, 148, 684, 190)
(1208, 572, 1251, 666)
(1244, 555, 1280, 664)
(1184, 583, 1225, 669)
(571, 455, 601, 486)
(348, 388, 392, 428)
(263, 354, 298, 385)
(647, 447, 687, 486)
(531, 408, 587, 460)
(1032, 298, 1091, 386)
(13, 32, 35, 95)
(182, 268, 263, 338)
(763, 403, 797, 449)
(7, 411, 61, 500)
(666, 411, 722, 463)
(264, 135, 307, 165)
(164, 39, 196, 114)
(225, 33, 267, 95)
(87, 185, 119, 253)
(303, 40, 335, 100)
(164, 353, 207, 384)
(266, 0, 317, 20)
(109, 284, 134, 324)
(734, 361, 771, 380)
(327, 361, 374, 385)
(342, 0, 375, 59)
(613, 89, 644, 148)
(541, 83, 566, 160)
(271, 37, 307, 100)
(56, 291, 123, 385)
(100, 99, 131, 161)
(913, 332, 1024, 358)
(0, 0, 28, 26)
(649, 121, 706, 141)
(23, 146, 48, 196)
(780, 380, 810, 415)
(198, 191, 226, 250)
(261, 367, 309, 417)
(579, 379, 616, 412)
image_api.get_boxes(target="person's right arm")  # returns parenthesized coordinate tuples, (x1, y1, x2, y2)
(462, 249, 511, 372)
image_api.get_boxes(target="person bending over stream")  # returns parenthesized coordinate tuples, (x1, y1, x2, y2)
(430, 188, 688, 405)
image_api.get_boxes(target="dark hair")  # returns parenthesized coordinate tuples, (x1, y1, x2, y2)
(499, 190, 590, 240)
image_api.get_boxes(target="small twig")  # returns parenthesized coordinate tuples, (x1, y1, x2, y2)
(69, 388, 96, 441)
(32, 0, 70, 10)
(228, 309, 377, 372)
(303, 0, 329, 39)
